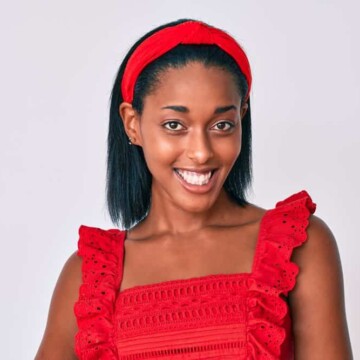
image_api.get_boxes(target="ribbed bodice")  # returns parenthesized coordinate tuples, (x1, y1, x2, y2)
(115, 273, 276, 359)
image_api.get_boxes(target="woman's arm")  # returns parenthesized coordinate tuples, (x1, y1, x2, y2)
(289, 215, 353, 359)
(34, 251, 82, 360)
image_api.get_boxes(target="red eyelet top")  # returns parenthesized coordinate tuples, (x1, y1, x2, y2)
(74, 190, 316, 359)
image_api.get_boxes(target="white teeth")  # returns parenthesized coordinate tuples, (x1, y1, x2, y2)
(176, 169, 213, 186)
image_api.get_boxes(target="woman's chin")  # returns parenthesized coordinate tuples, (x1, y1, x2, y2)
(171, 192, 220, 214)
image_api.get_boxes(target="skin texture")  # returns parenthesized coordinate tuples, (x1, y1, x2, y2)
(35, 251, 81, 360)
(35, 62, 353, 359)
(290, 216, 353, 359)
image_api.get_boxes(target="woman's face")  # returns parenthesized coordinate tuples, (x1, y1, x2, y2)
(121, 62, 248, 213)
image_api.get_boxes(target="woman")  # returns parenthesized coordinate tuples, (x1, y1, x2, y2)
(35, 19, 353, 359)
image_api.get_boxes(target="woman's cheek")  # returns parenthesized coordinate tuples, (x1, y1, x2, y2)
(214, 138, 241, 164)
(142, 135, 181, 171)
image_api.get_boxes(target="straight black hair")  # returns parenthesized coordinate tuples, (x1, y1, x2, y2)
(107, 18, 253, 229)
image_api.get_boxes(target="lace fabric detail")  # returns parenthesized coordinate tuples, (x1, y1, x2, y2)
(73, 190, 316, 359)
(253, 190, 317, 295)
(116, 275, 249, 335)
(73, 225, 125, 359)
(246, 190, 316, 359)
(115, 276, 250, 359)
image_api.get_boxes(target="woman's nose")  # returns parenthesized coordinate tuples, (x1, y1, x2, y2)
(186, 130, 214, 164)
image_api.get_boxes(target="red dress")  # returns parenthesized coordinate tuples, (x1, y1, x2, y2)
(74, 190, 316, 359)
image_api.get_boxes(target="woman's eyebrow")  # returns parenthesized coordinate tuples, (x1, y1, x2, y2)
(160, 105, 237, 114)
(214, 105, 237, 114)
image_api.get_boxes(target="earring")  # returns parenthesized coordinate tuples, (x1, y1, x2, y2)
(128, 136, 133, 145)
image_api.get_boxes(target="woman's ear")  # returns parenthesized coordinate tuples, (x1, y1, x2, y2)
(240, 102, 249, 120)
(119, 102, 143, 146)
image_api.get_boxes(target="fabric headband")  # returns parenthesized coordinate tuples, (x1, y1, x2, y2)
(121, 20, 252, 103)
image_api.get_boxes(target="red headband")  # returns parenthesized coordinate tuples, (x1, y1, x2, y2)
(121, 20, 252, 103)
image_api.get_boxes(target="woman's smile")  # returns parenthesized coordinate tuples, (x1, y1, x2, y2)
(175, 168, 213, 185)
(173, 168, 219, 194)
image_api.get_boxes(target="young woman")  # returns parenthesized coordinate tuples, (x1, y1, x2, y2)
(35, 19, 353, 359)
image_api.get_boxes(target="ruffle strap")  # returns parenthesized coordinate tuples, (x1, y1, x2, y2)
(73, 225, 126, 359)
(253, 189, 316, 296)
(246, 190, 317, 359)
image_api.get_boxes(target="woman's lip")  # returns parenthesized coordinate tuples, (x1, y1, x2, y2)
(173, 168, 219, 194)
(174, 168, 216, 174)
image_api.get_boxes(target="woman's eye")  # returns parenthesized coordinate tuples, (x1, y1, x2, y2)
(213, 121, 235, 131)
(163, 121, 184, 131)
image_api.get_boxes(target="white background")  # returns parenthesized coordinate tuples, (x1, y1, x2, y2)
(1, 1, 359, 358)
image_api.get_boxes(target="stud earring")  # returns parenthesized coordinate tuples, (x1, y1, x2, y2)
(128, 136, 134, 145)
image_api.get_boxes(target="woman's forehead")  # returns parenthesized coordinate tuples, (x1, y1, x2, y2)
(146, 62, 241, 106)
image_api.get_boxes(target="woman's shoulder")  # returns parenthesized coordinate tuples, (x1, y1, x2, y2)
(36, 224, 126, 359)
(277, 188, 337, 270)
(263, 189, 336, 267)
(287, 208, 352, 355)
(292, 213, 340, 277)
(35, 250, 81, 359)
(246, 188, 339, 282)
(244, 189, 316, 233)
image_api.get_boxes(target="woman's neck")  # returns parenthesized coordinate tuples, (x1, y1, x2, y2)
(131, 186, 245, 238)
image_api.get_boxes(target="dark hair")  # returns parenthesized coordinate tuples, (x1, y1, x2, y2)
(107, 18, 253, 229)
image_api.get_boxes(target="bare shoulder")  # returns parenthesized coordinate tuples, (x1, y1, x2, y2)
(35, 250, 82, 360)
(291, 214, 340, 269)
(289, 214, 353, 359)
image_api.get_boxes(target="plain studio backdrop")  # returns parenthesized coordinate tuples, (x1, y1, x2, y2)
(0, 1, 359, 358)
